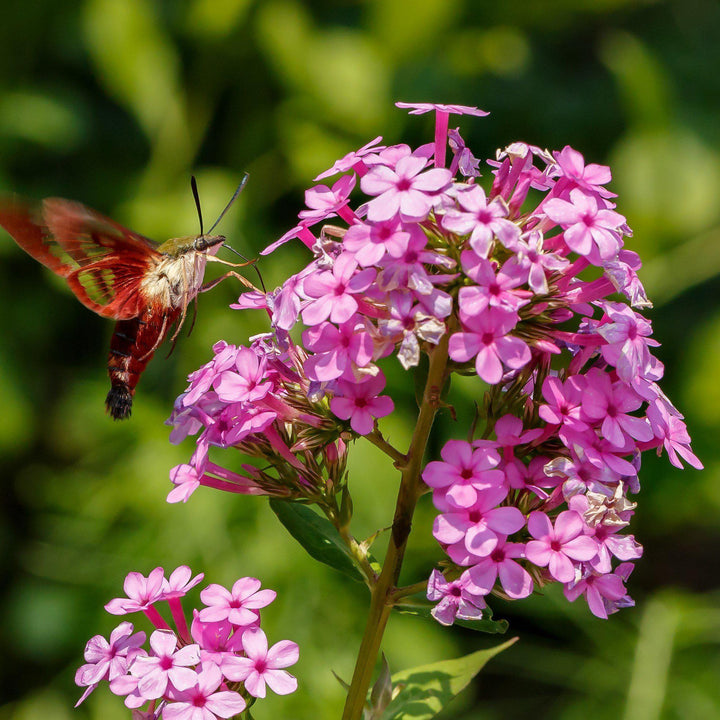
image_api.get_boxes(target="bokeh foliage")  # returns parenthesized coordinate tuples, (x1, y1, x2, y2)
(1, 1, 719, 718)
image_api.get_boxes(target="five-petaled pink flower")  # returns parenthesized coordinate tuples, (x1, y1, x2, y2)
(330, 374, 394, 435)
(199, 577, 276, 626)
(525, 511, 598, 583)
(163, 664, 246, 720)
(222, 627, 299, 698)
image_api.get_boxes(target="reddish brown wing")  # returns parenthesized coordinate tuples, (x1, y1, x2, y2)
(0, 197, 161, 320)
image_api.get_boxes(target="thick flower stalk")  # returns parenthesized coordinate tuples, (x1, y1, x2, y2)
(75, 566, 298, 719)
(165, 100, 700, 716)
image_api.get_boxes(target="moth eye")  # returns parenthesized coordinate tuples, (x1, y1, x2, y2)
(194, 237, 208, 251)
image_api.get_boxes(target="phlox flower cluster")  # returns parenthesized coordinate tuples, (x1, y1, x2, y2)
(167, 101, 700, 621)
(75, 566, 298, 719)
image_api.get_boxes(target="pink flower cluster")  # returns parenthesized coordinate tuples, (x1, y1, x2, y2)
(167, 101, 700, 620)
(75, 566, 298, 718)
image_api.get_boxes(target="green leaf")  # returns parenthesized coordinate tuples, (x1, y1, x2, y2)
(269, 499, 365, 582)
(394, 599, 509, 635)
(380, 639, 518, 720)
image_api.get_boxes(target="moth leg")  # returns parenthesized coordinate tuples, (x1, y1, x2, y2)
(201, 270, 257, 293)
(205, 255, 254, 268)
(138, 313, 169, 361)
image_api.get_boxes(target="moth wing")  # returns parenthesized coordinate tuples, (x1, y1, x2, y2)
(0, 197, 161, 320)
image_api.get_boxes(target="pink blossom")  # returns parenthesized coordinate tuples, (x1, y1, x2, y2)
(580, 369, 653, 448)
(508, 230, 569, 294)
(449, 306, 531, 384)
(213, 346, 271, 404)
(539, 375, 588, 433)
(553, 145, 615, 197)
(525, 511, 599, 582)
(75, 622, 146, 706)
(563, 567, 629, 619)
(330, 374, 394, 436)
(301, 253, 376, 326)
(299, 174, 357, 224)
(361, 155, 452, 222)
(435, 484, 525, 560)
(426, 569, 486, 625)
(303, 316, 375, 382)
(448, 127, 481, 177)
(342, 218, 409, 266)
(422, 440, 503, 509)
(314, 136, 385, 181)
(222, 627, 299, 698)
(163, 664, 246, 720)
(646, 400, 703, 470)
(443, 185, 520, 256)
(467, 538, 534, 599)
(161, 566, 205, 600)
(105, 568, 167, 615)
(544, 188, 625, 261)
(199, 577, 276, 626)
(458, 253, 530, 315)
(130, 629, 200, 700)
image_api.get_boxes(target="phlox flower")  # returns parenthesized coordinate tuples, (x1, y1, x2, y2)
(75, 622, 146, 706)
(544, 188, 625, 262)
(301, 253, 376, 326)
(553, 145, 615, 198)
(299, 174, 357, 224)
(314, 135, 385, 181)
(580, 369, 653, 448)
(302, 316, 375, 382)
(199, 577, 276, 626)
(426, 569, 486, 626)
(163, 663, 246, 720)
(330, 374, 394, 436)
(342, 218, 409, 266)
(449, 306, 531, 385)
(422, 440, 503, 509)
(539, 375, 587, 433)
(361, 154, 452, 222)
(162, 566, 205, 600)
(222, 627, 299, 698)
(646, 400, 703, 470)
(466, 537, 534, 599)
(442, 185, 520, 256)
(563, 566, 630, 619)
(448, 127, 481, 178)
(458, 253, 530, 315)
(525, 510, 599, 583)
(213, 346, 271, 404)
(508, 229, 569, 294)
(130, 629, 200, 700)
(395, 102, 490, 117)
(105, 567, 167, 615)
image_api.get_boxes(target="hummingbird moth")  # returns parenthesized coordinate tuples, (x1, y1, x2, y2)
(0, 176, 254, 420)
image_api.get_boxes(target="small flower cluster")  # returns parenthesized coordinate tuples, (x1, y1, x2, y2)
(75, 566, 298, 719)
(167, 101, 700, 620)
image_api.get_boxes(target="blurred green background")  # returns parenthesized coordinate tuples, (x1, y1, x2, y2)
(1, 0, 719, 718)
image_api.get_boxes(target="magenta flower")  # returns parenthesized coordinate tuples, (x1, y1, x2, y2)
(130, 630, 200, 700)
(299, 174, 357, 224)
(75, 622, 146, 706)
(646, 400, 703, 470)
(525, 511, 599, 582)
(458, 253, 530, 315)
(343, 218, 409, 266)
(161, 566, 205, 600)
(509, 229, 569, 294)
(443, 185, 520, 256)
(544, 188, 625, 262)
(213, 346, 271, 404)
(301, 253, 376, 326)
(222, 627, 299, 698)
(163, 664, 246, 720)
(361, 155, 452, 222)
(330, 374, 394, 435)
(467, 538, 534, 599)
(199, 577, 276, 626)
(426, 569, 486, 626)
(538, 375, 588, 433)
(449, 306, 531, 385)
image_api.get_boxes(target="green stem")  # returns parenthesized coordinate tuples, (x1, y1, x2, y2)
(341, 335, 450, 720)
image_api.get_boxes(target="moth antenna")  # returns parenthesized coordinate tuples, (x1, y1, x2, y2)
(191, 175, 204, 236)
(223, 243, 267, 293)
(208, 173, 249, 234)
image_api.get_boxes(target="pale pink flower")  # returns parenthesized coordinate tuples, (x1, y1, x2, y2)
(330, 374, 394, 435)
(395, 102, 489, 117)
(467, 537, 534, 599)
(105, 568, 167, 615)
(314, 136, 385, 181)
